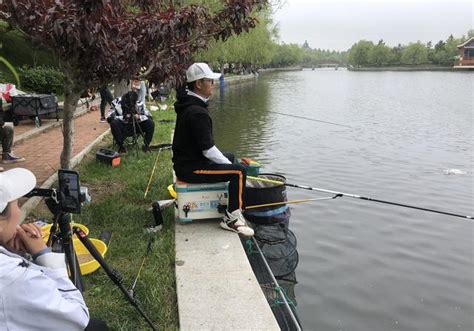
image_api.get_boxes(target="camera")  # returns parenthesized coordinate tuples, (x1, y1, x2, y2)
(58, 170, 81, 213)
(24, 170, 82, 214)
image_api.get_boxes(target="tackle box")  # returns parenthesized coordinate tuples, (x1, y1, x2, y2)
(175, 181, 228, 222)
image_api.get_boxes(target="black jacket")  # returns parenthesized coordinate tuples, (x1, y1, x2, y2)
(172, 94, 215, 175)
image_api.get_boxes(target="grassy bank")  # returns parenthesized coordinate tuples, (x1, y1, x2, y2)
(31, 102, 179, 330)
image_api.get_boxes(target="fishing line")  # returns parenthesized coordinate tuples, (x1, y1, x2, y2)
(268, 110, 354, 128)
(213, 99, 353, 129)
(247, 176, 473, 220)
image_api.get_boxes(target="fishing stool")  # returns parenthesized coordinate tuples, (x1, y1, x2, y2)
(175, 180, 228, 223)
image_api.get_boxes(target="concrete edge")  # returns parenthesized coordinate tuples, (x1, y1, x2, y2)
(19, 128, 111, 222)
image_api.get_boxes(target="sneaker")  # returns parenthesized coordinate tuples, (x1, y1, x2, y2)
(220, 209, 254, 237)
(118, 146, 127, 154)
(2, 152, 25, 164)
(100, 117, 106, 123)
(142, 145, 151, 153)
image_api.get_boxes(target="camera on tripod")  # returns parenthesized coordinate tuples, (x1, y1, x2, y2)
(25, 170, 82, 214)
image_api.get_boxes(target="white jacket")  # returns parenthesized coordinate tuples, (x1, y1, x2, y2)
(0, 246, 89, 330)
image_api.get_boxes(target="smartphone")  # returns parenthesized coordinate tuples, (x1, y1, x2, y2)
(58, 170, 81, 213)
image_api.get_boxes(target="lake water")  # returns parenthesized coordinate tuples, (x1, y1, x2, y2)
(209, 69, 473, 331)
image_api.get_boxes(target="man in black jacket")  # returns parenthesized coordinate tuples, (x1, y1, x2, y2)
(106, 90, 155, 154)
(172, 63, 253, 236)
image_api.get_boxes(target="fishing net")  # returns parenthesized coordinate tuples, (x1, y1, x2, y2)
(253, 223, 299, 277)
(243, 236, 301, 331)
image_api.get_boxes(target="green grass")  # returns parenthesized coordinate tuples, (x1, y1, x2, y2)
(31, 101, 179, 330)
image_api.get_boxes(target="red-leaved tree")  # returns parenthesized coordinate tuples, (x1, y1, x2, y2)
(0, 0, 267, 168)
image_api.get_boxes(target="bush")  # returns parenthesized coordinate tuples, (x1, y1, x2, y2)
(0, 70, 7, 83)
(18, 65, 64, 95)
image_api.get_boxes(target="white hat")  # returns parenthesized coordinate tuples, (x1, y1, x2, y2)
(186, 63, 221, 83)
(0, 168, 36, 213)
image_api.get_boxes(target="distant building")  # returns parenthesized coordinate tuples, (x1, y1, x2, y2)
(455, 37, 474, 68)
(302, 40, 311, 49)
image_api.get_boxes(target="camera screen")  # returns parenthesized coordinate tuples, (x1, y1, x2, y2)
(58, 170, 81, 213)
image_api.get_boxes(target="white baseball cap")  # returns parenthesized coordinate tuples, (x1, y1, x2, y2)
(0, 168, 36, 213)
(186, 63, 222, 83)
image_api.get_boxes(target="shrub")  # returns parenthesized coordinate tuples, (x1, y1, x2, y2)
(0, 70, 7, 83)
(18, 65, 64, 95)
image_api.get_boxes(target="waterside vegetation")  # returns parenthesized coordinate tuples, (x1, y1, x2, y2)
(30, 104, 178, 330)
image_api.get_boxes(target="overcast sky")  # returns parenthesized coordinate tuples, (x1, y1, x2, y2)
(273, 0, 473, 51)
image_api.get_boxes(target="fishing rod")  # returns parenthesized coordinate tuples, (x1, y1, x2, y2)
(144, 144, 172, 198)
(245, 196, 341, 210)
(129, 237, 155, 297)
(247, 176, 473, 220)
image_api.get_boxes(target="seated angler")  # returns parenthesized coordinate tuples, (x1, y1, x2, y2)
(172, 63, 254, 237)
(107, 90, 155, 154)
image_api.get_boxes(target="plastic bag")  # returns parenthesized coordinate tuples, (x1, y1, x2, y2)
(0, 83, 18, 102)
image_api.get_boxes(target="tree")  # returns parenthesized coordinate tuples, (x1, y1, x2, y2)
(0, 0, 267, 168)
(270, 43, 303, 67)
(368, 43, 393, 66)
(348, 40, 374, 67)
(197, 12, 277, 72)
(400, 42, 428, 65)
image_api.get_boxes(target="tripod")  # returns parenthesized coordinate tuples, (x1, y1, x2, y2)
(29, 189, 159, 330)
(129, 113, 147, 157)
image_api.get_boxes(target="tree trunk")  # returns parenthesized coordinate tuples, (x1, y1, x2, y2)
(61, 87, 80, 169)
(113, 79, 129, 97)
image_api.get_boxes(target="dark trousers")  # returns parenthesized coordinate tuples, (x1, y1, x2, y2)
(0, 125, 13, 154)
(109, 118, 155, 148)
(99, 87, 114, 118)
(177, 154, 247, 212)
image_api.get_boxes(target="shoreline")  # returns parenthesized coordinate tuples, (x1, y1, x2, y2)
(348, 66, 473, 72)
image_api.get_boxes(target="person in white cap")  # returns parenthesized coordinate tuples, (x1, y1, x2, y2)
(172, 63, 254, 236)
(0, 168, 90, 330)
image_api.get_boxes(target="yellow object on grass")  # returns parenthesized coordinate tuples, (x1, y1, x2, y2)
(73, 238, 108, 275)
(167, 184, 177, 199)
(41, 223, 89, 243)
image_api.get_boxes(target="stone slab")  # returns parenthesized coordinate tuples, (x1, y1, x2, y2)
(175, 220, 279, 331)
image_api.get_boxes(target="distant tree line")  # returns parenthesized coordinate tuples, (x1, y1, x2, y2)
(198, 14, 348, 72)
(348, 30, 474, 68)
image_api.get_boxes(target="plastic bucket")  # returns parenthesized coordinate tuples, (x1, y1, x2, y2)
(41, 223, 89, 243)
(73, 238, 107, 275)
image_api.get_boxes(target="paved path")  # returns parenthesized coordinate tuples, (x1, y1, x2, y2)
(2, 103, 109, 185)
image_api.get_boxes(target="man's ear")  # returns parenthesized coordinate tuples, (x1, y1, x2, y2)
(195, 79, 203, 91)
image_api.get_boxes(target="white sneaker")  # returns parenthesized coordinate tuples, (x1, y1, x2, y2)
(220, 209, 254, 237)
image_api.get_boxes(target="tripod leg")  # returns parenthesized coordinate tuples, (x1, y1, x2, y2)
(48, 213, 85, 292)
(73, 227, 159, 331)
(57, 213, 85, 292)
(132, 118, 139, 157)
